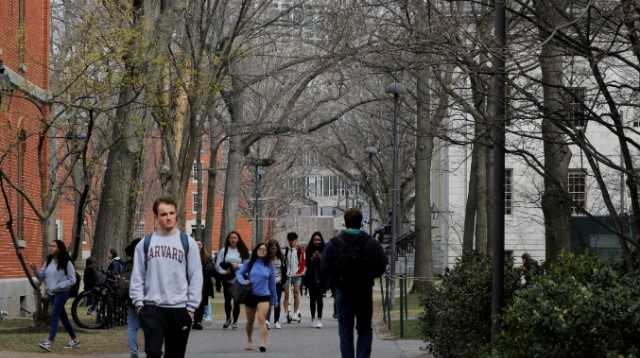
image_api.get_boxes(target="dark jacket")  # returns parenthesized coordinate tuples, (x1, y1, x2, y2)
(304, 245, 326, 291)
(320, 229, 387, 290)
(202, 256, 215, 299)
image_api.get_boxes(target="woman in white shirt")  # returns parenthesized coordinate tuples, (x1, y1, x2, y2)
(215, 231, 250, 329)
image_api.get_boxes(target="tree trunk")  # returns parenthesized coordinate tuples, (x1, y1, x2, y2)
(475, 123, 489, 254)
(92, 2, 146, 269)
(537, 0, 572, 262)
(413, 53, 434, 292)
(203, 122, 222, 253)
(462, 145, 478, 254)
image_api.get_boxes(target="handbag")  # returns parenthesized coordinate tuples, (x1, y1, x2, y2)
(230, 280, 251, 303)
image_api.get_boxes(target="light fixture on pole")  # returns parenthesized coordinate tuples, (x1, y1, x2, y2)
(385, 81, 401, 308)
(365, 145, 377, 235)
(248, 157, 275, 246)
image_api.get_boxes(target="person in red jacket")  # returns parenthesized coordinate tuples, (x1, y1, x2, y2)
(283, 232, 305, 323)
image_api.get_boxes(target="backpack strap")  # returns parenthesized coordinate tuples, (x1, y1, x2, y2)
(143, 234, 153, 271)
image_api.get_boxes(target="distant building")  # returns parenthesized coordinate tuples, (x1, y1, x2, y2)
(0, 0, 51, 317)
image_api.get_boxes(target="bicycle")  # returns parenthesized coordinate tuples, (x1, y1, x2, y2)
(71, 269, 128, 329)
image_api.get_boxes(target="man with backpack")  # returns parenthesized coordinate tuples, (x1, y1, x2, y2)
(321, 208, 387, 358)
(107, 248, 125, 275)
(129, 197, 203, 358)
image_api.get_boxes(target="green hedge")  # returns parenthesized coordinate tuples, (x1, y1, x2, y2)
(421, 253, 521, 358)
(494, 254, 640, 358)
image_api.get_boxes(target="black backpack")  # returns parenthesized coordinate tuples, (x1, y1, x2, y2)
(334, 236, 369, 287)
(64, 263, 81, 298)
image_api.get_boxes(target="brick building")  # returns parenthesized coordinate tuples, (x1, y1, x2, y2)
(0, 0, 51, 317)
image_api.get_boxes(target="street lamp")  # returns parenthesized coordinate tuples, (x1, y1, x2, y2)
(248, 157, 275, 246)
(385, 82, 401, 309)
(365, 145, 377, 235)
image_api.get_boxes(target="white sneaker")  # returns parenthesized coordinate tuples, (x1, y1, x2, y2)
(295, 311, 302, 322)
(310, 319, 316, 327)
(38, 340, 52, 352)
(315, 320, 323, 329)
(274, 322, 282, 329)
(266, 321, 271, 330)
(64, 339, 80, 349)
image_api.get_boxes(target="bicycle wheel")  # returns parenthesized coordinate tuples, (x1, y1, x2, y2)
(71, 290, 108, 329)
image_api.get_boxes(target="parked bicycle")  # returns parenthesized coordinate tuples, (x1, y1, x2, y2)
(71, 269, 128, 329)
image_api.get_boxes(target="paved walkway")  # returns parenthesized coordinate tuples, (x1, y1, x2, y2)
(100, 294, 412, 358)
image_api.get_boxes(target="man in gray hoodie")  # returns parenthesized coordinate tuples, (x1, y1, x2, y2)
(129, 197, 203, 358)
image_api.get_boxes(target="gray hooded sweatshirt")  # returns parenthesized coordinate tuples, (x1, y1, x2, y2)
(129, 229, 203, 312)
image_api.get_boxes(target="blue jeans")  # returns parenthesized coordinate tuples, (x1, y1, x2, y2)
(336, 286, 373, 358)
(48, 292, 76, 341)
(127, 306, 140, 353)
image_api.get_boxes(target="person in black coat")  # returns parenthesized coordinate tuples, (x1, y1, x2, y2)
(193, 240, 215, 330)
(304, 232, 326, 328)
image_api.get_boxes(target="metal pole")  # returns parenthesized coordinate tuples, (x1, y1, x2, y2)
(391, 91, 400, 308)
(254, 163, 259, 246)
(369, 153, 374, 235)
(195, 141, 203, 241)
(399, 275, 404, 338)
(490, 0, 506, 342)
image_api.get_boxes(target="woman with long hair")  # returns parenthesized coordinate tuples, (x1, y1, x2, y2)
(235, 242, 277, 352)
(215, 231, 249, 329)
(304, 231, 326, 328)
(193, 240, 215, 330)
(30, 240, 80, 352)
(266, 239, 285, 329)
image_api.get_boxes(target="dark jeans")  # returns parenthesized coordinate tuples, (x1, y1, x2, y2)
(48, 292, 76, 341)
(222, 281, 240, 323)
(267, 284, 283, 323)
(139, 305, 192, 358)
(336, 286, 373, 358)
(309, 287, 324, 320)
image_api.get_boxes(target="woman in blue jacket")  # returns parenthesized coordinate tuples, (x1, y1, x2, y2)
(236, 242, 277, 353)
(30, 240, 80, 352)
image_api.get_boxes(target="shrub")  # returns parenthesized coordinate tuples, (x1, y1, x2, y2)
(421, 252, 521, 358)
(494, 253, 640, 358)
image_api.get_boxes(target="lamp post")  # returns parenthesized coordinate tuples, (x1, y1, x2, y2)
(365, 146, 377, 235)
(248, 158, 275, 246)
(385, 82, 401, 308)
(490, 0, 507, 341)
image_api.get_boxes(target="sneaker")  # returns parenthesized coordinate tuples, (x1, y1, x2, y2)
(38, 340, 52, 352)
(64, 339, 80, 349)
(223, 319, 231, 329)
(266, 321, 271, 330)
(232, 322, 238, 330)
(315, 320, 323, 329)
(310, 319, 316, 327)
(259, 346, 266, 353)
(296, 311, 302, 323)
(274, 322, 282, 329)
(286, 313, 292, 324)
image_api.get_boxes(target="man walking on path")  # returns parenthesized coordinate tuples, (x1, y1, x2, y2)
(321, 208, 387, 358)
(283, 232, 305, 323)
(129, 197, 203, 358)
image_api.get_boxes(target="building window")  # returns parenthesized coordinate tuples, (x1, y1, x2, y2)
(505, 168, 513, 215)
(192, 192, 201, 213)
(566, 87, 587, 130)
(55, 220, 63, 241)
(568, 169, 587, 214)
(192, 161, 201, 182)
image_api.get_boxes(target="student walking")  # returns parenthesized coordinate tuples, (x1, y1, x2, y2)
(129, 197, 203, 358)
(321, 208, 387, 358)
(235, 242, 278, 353)
(124, 238, 142, 358)
(193, 240, 215, 330)
(283, 232, 305, 323)
(215, 231, 250, 329)
(266, 239, 286, 329)
(305, 232, 326, 328)
(30, 240, 80, 352)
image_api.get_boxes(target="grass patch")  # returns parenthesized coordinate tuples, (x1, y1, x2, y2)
(390, 319, 423, 340)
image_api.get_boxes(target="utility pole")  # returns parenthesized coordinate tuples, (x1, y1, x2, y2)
(386, 82, 401, 309)
(490, 0, 507, 342)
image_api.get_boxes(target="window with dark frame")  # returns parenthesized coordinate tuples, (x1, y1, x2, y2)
(568, 168, 587, 215)
(192, 192, 201, 213)
(566, 87, 587, 129)
(505, 168, 513, 215)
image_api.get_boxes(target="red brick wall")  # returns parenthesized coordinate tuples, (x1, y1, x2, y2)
(0, 1, 50, 278)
